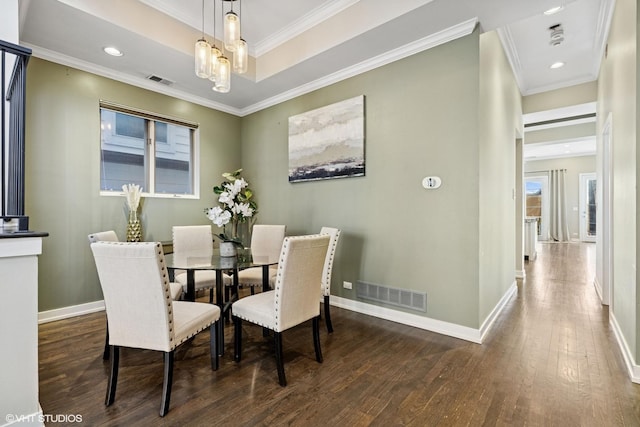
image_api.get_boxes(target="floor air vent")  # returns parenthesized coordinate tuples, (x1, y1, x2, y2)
(356, 281, 427, 312)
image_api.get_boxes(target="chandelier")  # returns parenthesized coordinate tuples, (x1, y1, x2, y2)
(194, 0, 248, 93)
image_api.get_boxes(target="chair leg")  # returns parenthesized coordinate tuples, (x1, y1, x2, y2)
(323, 295, 333, 334)
(210, 323, 219, 370)
(313, 316, 323, 363)
(274, 332, 287, 387)
(224, 287, 231, 322)
(103, 322, 110, 360)
(218, 316, 225, 356)
(105, 346, 119, 406)
(233, 316, 242, 362)
(160, 351, 175, 417)
(209, 288, 214, 304)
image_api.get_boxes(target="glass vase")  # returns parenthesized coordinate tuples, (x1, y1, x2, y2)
(224, 220, 252, 248)
(126, 209, 142, 242)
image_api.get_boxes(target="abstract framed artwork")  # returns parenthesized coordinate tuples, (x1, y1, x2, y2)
(288, 95, 365, 183)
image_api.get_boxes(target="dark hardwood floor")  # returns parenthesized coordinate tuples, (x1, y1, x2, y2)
(39, 242, 640, 426)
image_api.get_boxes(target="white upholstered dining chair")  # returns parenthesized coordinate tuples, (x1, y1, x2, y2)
(90, 241, 220, 417)
(226, 224, 285, 298)
(232, 234, 330, 386)
(319, 227, 341, 333)
(88, 230, 183, 360)
(172, 225, 220, 302)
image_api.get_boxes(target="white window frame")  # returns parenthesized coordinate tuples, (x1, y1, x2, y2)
(99, 101, 200, 199)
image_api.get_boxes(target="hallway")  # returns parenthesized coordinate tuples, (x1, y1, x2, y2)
(38, 242, 640, 425)
(490, 241, 640, 425)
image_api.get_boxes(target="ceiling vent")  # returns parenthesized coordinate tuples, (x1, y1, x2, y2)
(549, 24, 564, 46)
(146, 74, 174, 86)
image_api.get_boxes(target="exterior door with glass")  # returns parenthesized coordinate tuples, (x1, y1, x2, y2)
(579, 173, 596, 242)
(525, 176, 549, 241)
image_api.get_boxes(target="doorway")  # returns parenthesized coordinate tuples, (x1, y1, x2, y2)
(525, 176, 549, 241)
(579, 173, 597, 242)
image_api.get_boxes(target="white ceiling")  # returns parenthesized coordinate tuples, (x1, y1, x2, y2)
(18, 0, 614, 157)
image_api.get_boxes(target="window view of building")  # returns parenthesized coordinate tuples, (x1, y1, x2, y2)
(99, 107, 196, 196)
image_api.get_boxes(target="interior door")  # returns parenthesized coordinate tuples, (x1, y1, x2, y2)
(579, 173, 596, 242)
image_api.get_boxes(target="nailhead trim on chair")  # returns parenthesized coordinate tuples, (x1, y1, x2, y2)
(153, 242, 178, 348)
(174, 323, 215, 346)
(234, 234, 329, 331)
(154, 240, 216, 348)
(320, 229, 340, 296)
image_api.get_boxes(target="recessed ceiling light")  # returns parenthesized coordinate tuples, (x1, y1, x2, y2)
(550, 61, 565, 69)
(544, 6, 564, 15)
(103, 47, 123, 57)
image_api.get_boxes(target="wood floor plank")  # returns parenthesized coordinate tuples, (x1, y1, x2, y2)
(38, 242, 640, 425)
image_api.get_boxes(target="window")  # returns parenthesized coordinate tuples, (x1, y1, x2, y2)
(99, 101, 199, 198)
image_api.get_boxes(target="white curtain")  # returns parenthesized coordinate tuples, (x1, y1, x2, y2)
(549, 169, 570, 241)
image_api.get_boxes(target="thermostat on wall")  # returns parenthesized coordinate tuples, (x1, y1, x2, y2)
(422, 176, 442, 189)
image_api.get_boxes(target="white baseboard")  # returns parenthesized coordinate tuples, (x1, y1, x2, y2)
(38, 300, 104, 324)
(330, 282, 517, 344)
(478, 281, 517, 342)
(41, 282, 519, 345)
(610, 312, 640, 383)
(593, 276, 603, 302)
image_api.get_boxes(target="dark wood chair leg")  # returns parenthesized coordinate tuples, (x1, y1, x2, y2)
(313, 316, 323, 363)
(160, 351, 174, 417)
(323, 295, 333, 333)
(274, 332, 287, 387)
(103, 322, 110, 360)
(105, 345, 119, 406)
(209, 288, 214, 304)
(233, 316, 242, 362)
(210, 323, 219, 370)
(218, 315, 225, 356)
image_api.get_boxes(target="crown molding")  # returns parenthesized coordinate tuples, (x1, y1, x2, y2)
(241, 17, 478, 116)
(592, 0, 616, 77)
(24, 44, 243, 116)
(138, 0, 360, 58)
(24, 18, 477, 118)
(496, 26, 526, 95)
(254, 0, 360, 57)
(138, 0, 194, 30)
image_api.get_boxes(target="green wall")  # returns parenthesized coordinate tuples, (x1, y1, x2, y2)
(596, 0, 638, 361)
(478, 30, 523, 325)
(523, 81, 597, 114)
(241, 30, 485, 328)
(26, 58, 241, 311)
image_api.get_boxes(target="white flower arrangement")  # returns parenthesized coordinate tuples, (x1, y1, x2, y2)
(122, 183, 143, 212)
(205, 169, 257, 243)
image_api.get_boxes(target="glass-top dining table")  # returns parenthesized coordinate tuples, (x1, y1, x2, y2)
(164, 249, 279, 355)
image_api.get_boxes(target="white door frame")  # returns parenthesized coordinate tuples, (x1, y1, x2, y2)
(598, 113, 613, 306)
(579, 172, 597, 242)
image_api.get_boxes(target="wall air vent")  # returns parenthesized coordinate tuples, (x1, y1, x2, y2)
(147, 74, 174, 86)
(356, 280, 427, 312)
